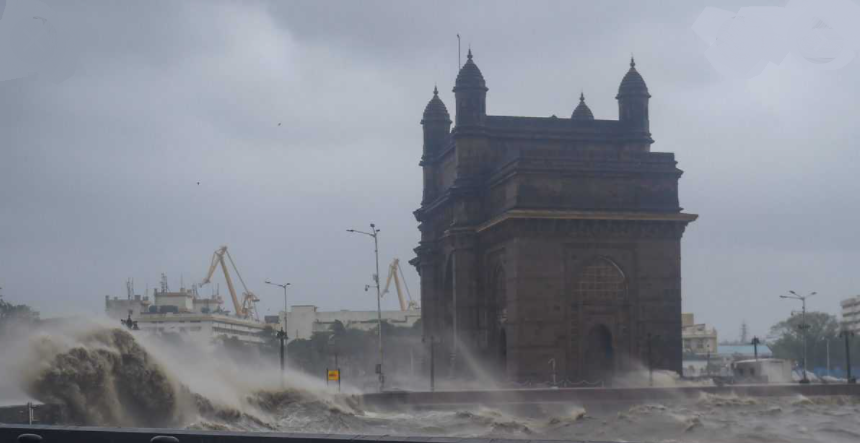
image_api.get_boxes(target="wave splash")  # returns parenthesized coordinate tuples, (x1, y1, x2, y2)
(24, 327, 194, 427)
(8, 320, 860, 443)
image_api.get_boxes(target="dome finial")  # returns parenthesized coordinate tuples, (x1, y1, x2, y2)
(454, 47, 487, 92)
(630, 55, 636, 68)
(467, 48, 473, 60)
(423, 86, 451, 123)
(572, 91, 594, 121)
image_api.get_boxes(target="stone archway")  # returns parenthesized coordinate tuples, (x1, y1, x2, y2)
(569, 256, 627, 382)
(584, 324, 614, 382)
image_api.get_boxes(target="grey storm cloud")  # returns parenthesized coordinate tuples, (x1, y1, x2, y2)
(1, 0, 858, 341)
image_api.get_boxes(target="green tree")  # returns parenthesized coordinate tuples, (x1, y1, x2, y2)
(0, 294, 39, 321)
(0, 293, 40, 336)
(768, 311, 856, 372)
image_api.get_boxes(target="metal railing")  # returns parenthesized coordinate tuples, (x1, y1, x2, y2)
(1, 425, 638, 443)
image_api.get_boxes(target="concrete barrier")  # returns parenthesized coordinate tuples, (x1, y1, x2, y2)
(358, 383, 860, 410)
(0, 404, 63, 426)
(0, 425, 630, 443)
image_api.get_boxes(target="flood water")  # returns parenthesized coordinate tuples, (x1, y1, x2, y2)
(2, 320, 859, 443)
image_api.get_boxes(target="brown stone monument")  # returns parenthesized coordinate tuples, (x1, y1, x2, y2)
(412, 51, 697, 384)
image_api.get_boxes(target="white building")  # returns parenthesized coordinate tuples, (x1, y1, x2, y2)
(135, 312, 267, 344)
(105, 294, 151, 320)
(280, 305, 421, 341)
(106, 287, 265, 345)
(682, 313, 718, 356)
(841, 295, 860, 333)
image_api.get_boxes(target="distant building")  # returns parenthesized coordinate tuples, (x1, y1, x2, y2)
(105, 294, 151, 320)
(146, 288, 227, 315)
(280, 305, 421, 342)
(841, 295, 860, 333)
(717, 344, 772, 360)
(681, 313, 718, 356)
(105, 287, 265, 345)
(135, 313, 267, 344)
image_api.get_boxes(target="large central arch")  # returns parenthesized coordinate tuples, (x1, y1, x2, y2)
(584, 324, 614, 381)
(570, 256, 627, 383)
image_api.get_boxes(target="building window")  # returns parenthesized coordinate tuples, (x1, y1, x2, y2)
(574, 258, 626, 302)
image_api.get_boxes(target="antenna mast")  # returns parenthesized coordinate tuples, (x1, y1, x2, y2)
(126, 278, 134, 300)
(457, 33, 461, 68)
(160, 273, 169, 292)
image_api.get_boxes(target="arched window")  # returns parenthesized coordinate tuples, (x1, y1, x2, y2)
(573, 257, 626, 302)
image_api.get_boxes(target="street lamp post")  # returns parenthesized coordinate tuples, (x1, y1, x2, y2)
(751, 336, 760, 361)
(265, 280, 291, 385)
(840, 329, 855, 384)
(347, 223, 384, 392)
(780, 290, 816, 384)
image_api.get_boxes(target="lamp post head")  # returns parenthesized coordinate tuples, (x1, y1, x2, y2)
(265, 280, 271, 284)
(789, 290, 798, 295)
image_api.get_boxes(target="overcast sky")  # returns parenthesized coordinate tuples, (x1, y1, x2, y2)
(1, 0, 858, 341)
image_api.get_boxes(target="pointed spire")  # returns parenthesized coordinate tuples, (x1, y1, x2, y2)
(571, 91, 594, 121)
(454, 48, 486, 91)
(617, 56, 650, 98)
(423, 85, 450, 123)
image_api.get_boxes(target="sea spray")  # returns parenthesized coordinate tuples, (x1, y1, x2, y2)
(6, 318, 860, 442)
(22, 326, 194, 427)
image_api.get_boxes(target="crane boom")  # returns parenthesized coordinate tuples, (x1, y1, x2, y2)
(381, 258, 419, 311)
(397, 259, 418, 310)
(223, 249, 260, 321)
(200, 246, 258, 320)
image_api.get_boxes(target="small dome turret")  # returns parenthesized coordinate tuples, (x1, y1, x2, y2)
(453, 50, 487, 92)
(616, 57, 650, 98)
(422, 86, 451, 124)
(571, 92, 594, 121)
(452, 49, 488, 128)
(616, 57, 651, 133)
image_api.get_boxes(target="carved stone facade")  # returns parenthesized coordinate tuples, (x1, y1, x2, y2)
(412, 52, 697, 383)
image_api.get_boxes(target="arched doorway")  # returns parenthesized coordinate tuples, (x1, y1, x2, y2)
(570, 257, 627, 383)
(584, 324, 614, 382)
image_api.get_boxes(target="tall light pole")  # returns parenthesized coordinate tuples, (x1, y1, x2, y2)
(265, 280, 290, 384)
(839, 329, 855, 384)
(751, 336, 761, 361)
(780, 290, 816, 384)
(347, 223, 384, 392)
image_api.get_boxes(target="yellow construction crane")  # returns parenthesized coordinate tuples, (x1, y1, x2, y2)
(200, 246, 260, 321)
(381, 258, 419, 311)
